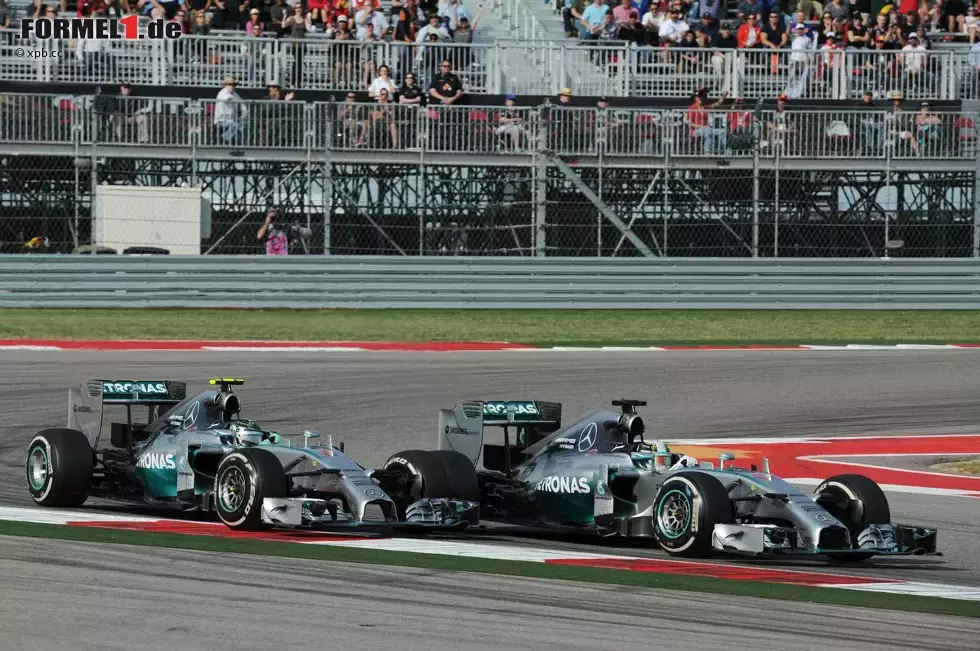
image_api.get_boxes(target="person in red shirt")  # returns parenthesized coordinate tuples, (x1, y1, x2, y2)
(685, 89, 727, 153)
(737, 12, 762, 48)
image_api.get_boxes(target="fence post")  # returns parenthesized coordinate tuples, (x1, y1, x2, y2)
(974, 117, 980, 257)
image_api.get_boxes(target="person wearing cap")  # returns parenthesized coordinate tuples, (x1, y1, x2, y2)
(763, 93, 796, 148)
(557, 87, 573, 104)
(495, 94, 526, 151)
(215, 77, 247, 143)
(355, 1, 389, 39)
(902, 31, 927, 79)
(416, 12, 449, 42)
(696, 12, 718, 47)
(788, 20, 811, 86)
(265, 80, 295, 101)
(858, 89, 883, 151)
(727, 97, 754, 149)
(846, 13, 869, 49)
(708, 22, 737, 92)
(246, 7, 265, 35)
(398, 72, 423, 104)
(658, 6, 689, 46)
(618, 9, 647, 46)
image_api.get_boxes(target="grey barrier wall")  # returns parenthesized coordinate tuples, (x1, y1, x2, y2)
(4, 256, 980, 309)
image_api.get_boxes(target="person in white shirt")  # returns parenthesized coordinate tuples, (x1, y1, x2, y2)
(658, 7, 689, 45)
(902, 33, 927, 75)
(417, 13, 451, 42)
(215, 76, 247, 143)
(355, 4, 389, 39)
(368, 64, 398, 98)
(790, 22, 811, 63)
(969, 39, 980, 71)
(641, 6, 665, 33)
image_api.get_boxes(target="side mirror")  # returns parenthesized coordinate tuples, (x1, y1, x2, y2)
(719, 452, 735, 470)
(303, 430, 320, 447)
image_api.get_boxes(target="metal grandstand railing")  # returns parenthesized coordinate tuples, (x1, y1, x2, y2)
(5, 26, 980, 99)
(1, 93, 977, 160)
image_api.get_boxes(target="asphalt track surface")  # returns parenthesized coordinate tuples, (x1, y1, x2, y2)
(4, 536, 980, 651)
(1, 349, 979, 628)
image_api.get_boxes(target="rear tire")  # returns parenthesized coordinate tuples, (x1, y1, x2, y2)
(26, 429, 93, 507)
(815, 474, 891, 561)
(382, 449, 480, 516)
(653, 471, 734, 558)
(214, 448, 288, 531)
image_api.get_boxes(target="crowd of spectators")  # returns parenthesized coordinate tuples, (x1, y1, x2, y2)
(560, 0, 980, 48)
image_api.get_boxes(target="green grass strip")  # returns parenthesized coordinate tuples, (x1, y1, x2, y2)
(3, 521, 976, 618)
(2, 309, 980, 345)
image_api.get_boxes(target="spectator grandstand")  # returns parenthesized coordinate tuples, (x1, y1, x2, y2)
(0, 0, 977, 259)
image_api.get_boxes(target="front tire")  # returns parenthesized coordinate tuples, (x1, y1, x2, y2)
(653, 471, 734, 558)
(815, 473, 891, 561)
(214, 448, 287, 530)
(382, 449, 480, 517)
(26, 428, 93, 507)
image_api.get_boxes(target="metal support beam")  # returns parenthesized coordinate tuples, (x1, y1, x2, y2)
(534, 152, 547, 256)
(547, 155, 654, 258)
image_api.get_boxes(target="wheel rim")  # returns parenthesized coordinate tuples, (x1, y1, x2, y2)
(28, 445, 48, 491)
(217, 466, 247, 512)
(657, 489, 692, 539)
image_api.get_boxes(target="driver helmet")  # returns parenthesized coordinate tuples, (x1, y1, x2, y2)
(630, 441, 655, 470)
(231, 422, 263, 447)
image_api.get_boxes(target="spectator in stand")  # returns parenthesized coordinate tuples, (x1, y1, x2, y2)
(307, 0, 328, 26)
(761, 11, 788, 48)
(942, 0, 967, 32)
(859, 89, 883, 150)
(795, 0, 820, 20)
(675, 28, 701, 71)
(696, 12, 718, 46)
(496, 93, 526, 151)
(338, 91, 367, 145)
(266, 80, 296, 101)
(710, 21, 737, 92)
(246, 7, 264, 33)
(658, 7, 689, 47)
(872, 11, 889, 40)
(359, 22, 381, 88)
(0, 0, 11, 27)
(429, 58, 462, 104)
(191, 9, 211, 32)
(963, 6, 979, 42)
(685, 89, 727, 153)
(399, 72, 424, 104)
(268, 0, 287, 35)
(454, 13, 479, 43)
(902, 31, 927, 86)
(580, 0, 610, 41)
(640, 2, 666, 45)
(392, 2, 419, 74)
(815, 11, 834, 44)
(369, 63, 397, 98)
(366, 88, 399, 147)
(215, 76, 247, 142)
(848, 13, 870, 48)
(764, 93, 796, 146)
(613, 0, 635, 25)
(420, 30, 446, 80)
(727, 97, 754, 149)
(439, 0, 469, 36)
(257, 209, 290, 256)
(619, 9, 648, 44)
(564, 0, 589, 38)
(355, 2, 389, 38)
(417, 12, 450, 40)
(826, 0, 850, 21)
(350, 0, 379, 13)
(738, 12, 762, 48)
(736, 0, 764, 19)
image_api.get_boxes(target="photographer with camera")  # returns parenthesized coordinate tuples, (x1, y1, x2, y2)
(257, 208, 312, 255)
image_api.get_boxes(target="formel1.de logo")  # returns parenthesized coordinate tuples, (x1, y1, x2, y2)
(19, 16, 182, 40)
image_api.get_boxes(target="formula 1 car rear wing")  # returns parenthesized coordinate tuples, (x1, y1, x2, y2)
(438, 400, 562, 471)
(69, 380, 187, 448)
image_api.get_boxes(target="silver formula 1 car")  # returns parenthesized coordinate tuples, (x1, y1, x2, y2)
(26, 378, 478, 531)
(383, 398, 939, 559)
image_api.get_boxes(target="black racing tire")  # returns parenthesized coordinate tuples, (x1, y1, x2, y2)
(382, 449, 480, 515)
(653, 471, 734, 558)
(26, 428, 93, 507)
(214, 447, 288, 531)
(815, 473, 891, 561)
